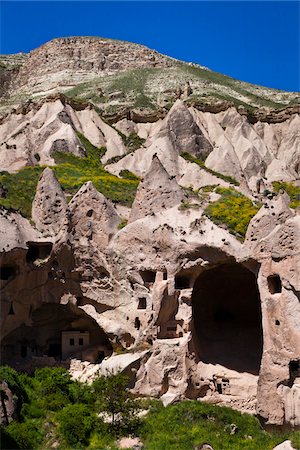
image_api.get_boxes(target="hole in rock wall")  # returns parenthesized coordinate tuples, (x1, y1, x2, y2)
(175, 275, 191, 289)
(192, 263, 263, 374)
(267, 274, 282, 294)
(1, 303, 113, 365)
(134, 317, 141, 330)
(26, 242, 53, 264)
(289, 360, 300, 385)
(0, 266, 17, 281)
(140, 270, 156, 283)
(137, 297, 147, 309)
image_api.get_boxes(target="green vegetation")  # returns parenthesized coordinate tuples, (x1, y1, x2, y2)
(0, 133, 139, 218)
(204, 187, 260, 238)
(76, 131, 106, 160)
(178, 199, 201, 210)
(180, 152, 239, 186)
(118, 218, 128, 229)
(119, 169, 140, 181)
(0, 166, 44, 218)
(273, 181, 300, 209)
(1, 365, 299, 450)
(121, 132, 145, 152)
(140, 401, 300, 450)
(177, 62, 286, 110)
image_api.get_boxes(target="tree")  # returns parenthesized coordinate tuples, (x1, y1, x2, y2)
(57, 404, 96, 447)
(92, 372, 140, 431)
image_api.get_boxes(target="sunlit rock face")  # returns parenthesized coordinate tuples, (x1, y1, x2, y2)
(0, 37, 299, 428)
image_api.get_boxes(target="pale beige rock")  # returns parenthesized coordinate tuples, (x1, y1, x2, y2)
(128, 154, 185, 223)
(32, 167, 68, 238)
(69, 181, 121, 248)
(273, 441, 296, 450)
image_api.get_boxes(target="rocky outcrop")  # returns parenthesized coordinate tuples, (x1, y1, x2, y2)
(32, 168, 68, 238)
(6, 37, 172, 97)
(69, 181, 121, 248)
(129, 154, 185, 222)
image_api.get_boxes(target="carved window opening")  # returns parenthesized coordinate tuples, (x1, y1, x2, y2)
(267, 274, 282, 294)
(138, 297, 147, 309)
(140, 270, 156, 283)
(289, 360, 300, 385)
(175, 275, 190, 289)
(26, 242, 53, 264)
(134, 317, 141, 330)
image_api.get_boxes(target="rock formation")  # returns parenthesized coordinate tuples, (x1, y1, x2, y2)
(0, 36, 299, 429)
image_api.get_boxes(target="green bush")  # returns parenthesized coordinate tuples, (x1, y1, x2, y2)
(204, 187, 260, 238)
(35, 367, 72, 396)
(273, 181, 300, 209)
(57, 403, 97, 447)
(92, 372, 140, 432)
(4, 420, 43, 449)
(0, 366, 28, 417)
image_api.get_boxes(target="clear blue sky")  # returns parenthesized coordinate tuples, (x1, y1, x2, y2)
(0, 1, 299, 91)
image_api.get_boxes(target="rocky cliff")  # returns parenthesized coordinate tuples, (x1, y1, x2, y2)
(0, 37, 299, 428)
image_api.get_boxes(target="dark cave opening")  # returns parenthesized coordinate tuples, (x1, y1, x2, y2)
(26, 242, 53, 264)
(192, 263, 263, 375)
(1, 303, 113, 364)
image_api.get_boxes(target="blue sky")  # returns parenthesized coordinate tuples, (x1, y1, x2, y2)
(0, 1, 299, 91)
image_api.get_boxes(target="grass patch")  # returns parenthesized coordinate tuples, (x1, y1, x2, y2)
(122, 133, 145, 152)
(53, 152, 138, 208)
(76, 132, 106, 160)
(117, 218, 128, 229)
(139, 401, 296, 450)
(181, 152, 239, 186)
(204, 187, 260, 238)
(0, 142, 138, 218)
(0, 166, 44, 218)
(273, 181, 300, 209)
(119, 169, 140, 181)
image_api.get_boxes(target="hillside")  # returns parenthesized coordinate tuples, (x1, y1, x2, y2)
(0, 36, 300, 443)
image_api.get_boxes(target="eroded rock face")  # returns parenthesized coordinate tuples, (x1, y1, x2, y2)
(129, 154, 185, 222)
(0, 41, 300, 428)
(32, 167, 68, 238)
(8, 37, 172, 97)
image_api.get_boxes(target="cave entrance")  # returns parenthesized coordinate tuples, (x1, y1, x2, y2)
(1, 303, 113, 365)
(192, 263, 263, 374)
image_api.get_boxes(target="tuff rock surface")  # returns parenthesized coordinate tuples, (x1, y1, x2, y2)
(0, 37, 299, 429)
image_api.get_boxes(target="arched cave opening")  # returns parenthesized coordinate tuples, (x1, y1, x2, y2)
(1, 303, 113, 365)
(192, 263, 263, 374)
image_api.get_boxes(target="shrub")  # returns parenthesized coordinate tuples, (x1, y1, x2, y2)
(0, 366, 28, 417)
(273, 181, 300, 209)
(92, 372, 140, 432)
(76, 132, 106, 161)
(57, 403, 97, 447)
(122, 133, 145, 152)
(4, 420, 43, 449)
(204, 187, 260, 238)
(35, 367, 72, 396)
(118, 218, 128, 229)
